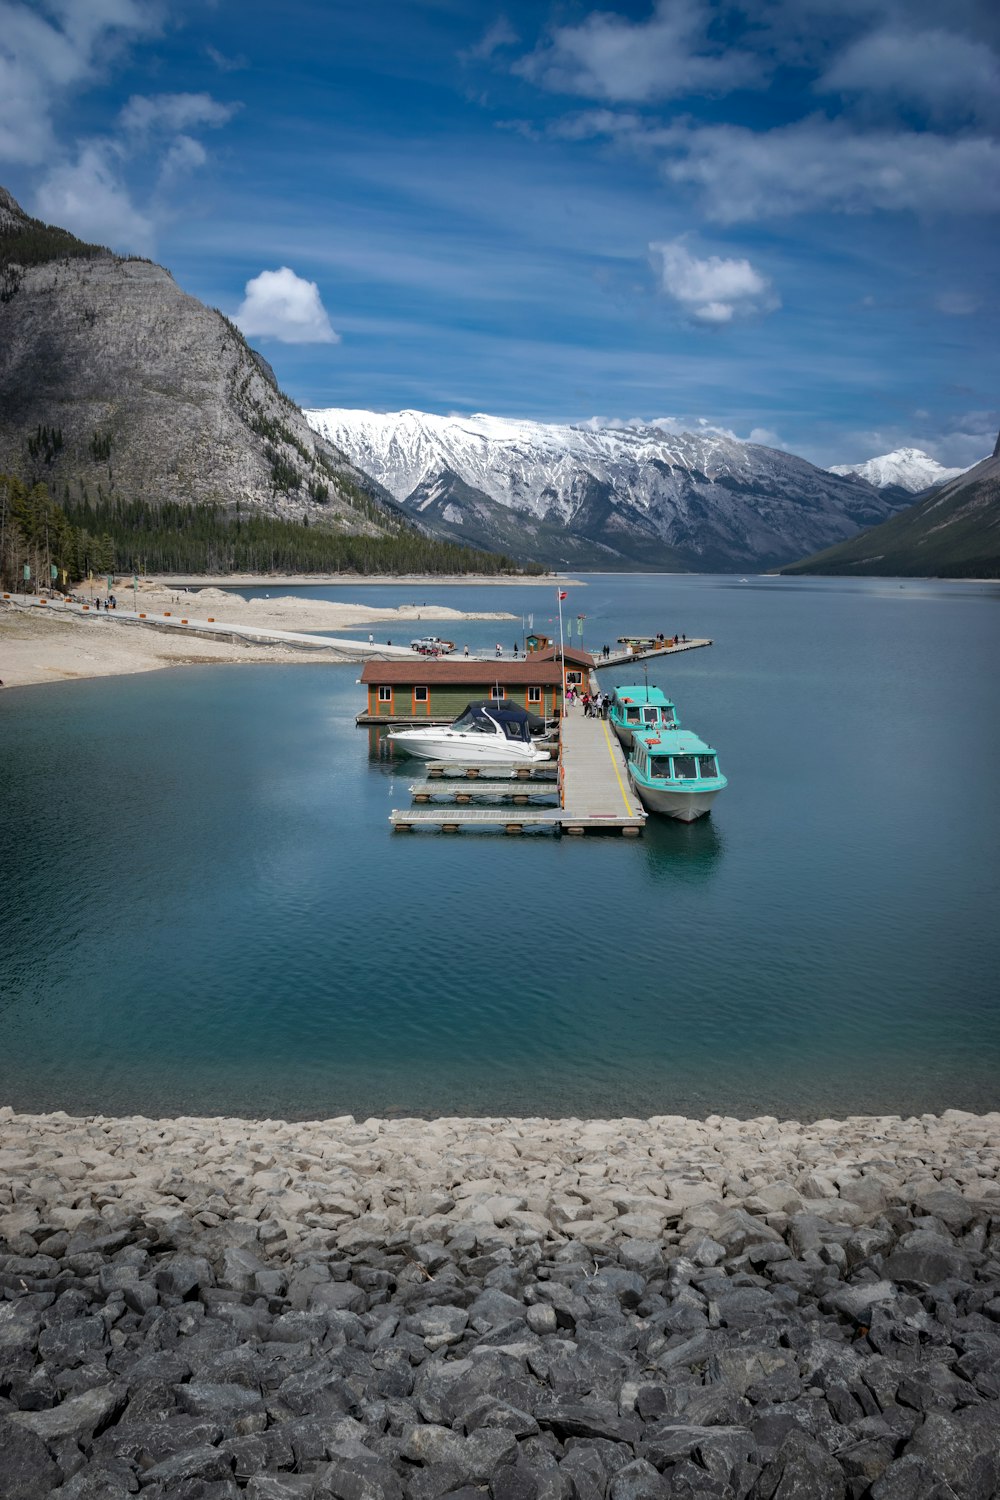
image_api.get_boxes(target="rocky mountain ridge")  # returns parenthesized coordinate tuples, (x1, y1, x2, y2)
(783, 433, 1000, 578)
(0, 189, 404, 538)
(829, 447, 972, 494)
(305, 408, 908, 572)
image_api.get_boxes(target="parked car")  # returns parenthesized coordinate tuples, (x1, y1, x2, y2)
(410, 636, 456, 654)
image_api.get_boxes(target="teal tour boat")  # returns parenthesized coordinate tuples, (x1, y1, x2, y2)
(627, 726, 727, 821)
(608, 685, 679, 748)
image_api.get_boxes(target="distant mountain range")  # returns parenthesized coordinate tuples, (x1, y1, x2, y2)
(784, 434, 1000, 578)
(829, 447, 971, 494)
(304, 408, 909, 572)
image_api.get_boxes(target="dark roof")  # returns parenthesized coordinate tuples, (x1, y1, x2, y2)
(535, 645, 596, 668)
(361, 659, 563, 685)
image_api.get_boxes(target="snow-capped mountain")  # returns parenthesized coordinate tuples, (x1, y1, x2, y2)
(303, 408, 908, 571)
(829, 448, 970, 494)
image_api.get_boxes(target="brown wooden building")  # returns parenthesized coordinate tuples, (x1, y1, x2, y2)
(533, 644, 596, 694)
(359, 659, 565, 724)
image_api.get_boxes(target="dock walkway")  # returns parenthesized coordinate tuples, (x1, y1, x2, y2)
(557, 709, 645, 835)
(595, 637, 712, 669)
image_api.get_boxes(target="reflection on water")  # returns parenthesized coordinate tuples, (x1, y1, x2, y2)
(1, 574, 998, 1121)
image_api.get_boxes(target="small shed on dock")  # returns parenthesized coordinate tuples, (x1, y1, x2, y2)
(359, 659, 564, 723)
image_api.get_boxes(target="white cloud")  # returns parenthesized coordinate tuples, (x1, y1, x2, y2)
(935, 290, 979, 316)
(818, 26, 1000, 126)
(235, 268, 340, 345)
(659, 118, 1000, 221)
(462, 17, 519, 63)
(119, 91, 238, 135)
(34, 142, 154, 254)
(515, 0, 759, 103)
(650, 238, 779, 323)
(0, 0, 159, 165)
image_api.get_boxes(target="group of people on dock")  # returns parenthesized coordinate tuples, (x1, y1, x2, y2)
(564, 686, 610, 719)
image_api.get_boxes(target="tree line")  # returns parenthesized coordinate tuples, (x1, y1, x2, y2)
(0, 478, 539, 589)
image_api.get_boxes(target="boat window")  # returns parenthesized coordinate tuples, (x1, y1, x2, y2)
(649, 756, 673, 779)
(663, 706, 676, 724)
(453, 710, 493, 733)
(672, 755, 698, 780)
(699, 755, 718, 778)
(503, 721, 528, 741)
(625, 708, 641, 724)
(642, 707, 658, 724)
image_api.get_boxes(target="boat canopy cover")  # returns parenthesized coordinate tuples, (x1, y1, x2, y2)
(633, 726, 715, 756)
(453, 702, 536, 743)
(464, 699, 548, 734)
(612, 685, 671, 706)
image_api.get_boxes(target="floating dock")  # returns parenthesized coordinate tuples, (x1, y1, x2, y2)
(595, 637, 713, 668)
(390, 710, 645, 836)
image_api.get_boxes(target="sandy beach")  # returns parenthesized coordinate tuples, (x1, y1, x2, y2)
(0, 583, 519, 691)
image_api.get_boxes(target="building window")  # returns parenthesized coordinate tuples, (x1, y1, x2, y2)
(378, 685, 392, 703)
(490, 687, 506, 699)
(414, 686, 428, 702)
(527, 687, 541, 704)
(566, 671, 582, 686)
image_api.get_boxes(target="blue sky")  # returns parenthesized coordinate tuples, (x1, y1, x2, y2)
(1, 0, 997, 467)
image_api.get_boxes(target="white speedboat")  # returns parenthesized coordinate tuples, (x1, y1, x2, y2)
(387, 702, 554, 764)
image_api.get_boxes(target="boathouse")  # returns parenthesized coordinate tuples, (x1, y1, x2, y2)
(358, 659, 564, 724)
(533, 644, 596, 694)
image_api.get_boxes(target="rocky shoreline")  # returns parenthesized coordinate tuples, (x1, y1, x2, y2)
(2, 1108, 999, 1499)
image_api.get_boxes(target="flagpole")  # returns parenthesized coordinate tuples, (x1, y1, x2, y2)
(557, 588, 566, 717)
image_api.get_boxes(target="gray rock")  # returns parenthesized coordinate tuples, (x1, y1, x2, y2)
(154, 1254, 214, 1299)
(607, 1459, 666, 1500)
(884, 1232, 969, 1288)
(902, 1403, 1000, 1495)
(245, 1477, 318, 1500)
(401, 1425, 518, 1482)
(0, 1418, 63, 1500)
(139, 1444, 235, 1487)
(821, 1279, 898, 1322)
(491, 1464, 540, 1500)
(535, 1401, 641, 1445)
(316, 1454, 404, 1500)
(750, 1429, 844, 1499)
(7, 1384, 125, 1442)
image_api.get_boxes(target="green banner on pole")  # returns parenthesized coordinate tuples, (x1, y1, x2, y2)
(50, 563, 58, 580)
(107, 575, 114, 590)
(23, 563, 30, 580)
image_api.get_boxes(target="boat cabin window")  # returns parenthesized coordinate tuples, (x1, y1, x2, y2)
(502, 721, 528, 741)
(625, 707, 642, 724)
(663, 706, 676, 724)
(672, 755, 698, 780)
(642, 707, 658, 724)
(699, 755, 718, 778)
(649, 756, 673, 779)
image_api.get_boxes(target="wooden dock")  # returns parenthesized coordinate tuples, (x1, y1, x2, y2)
(423, 761, 557, 779)
(595, 637, 713, 669)
(410, 779, 558, 803)
(390, 711, 645, 835)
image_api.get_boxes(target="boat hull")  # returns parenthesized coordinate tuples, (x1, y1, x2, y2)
(630, 778, 722, 821)
(387, 730, 551, 764)
(610, 719, 633, 749)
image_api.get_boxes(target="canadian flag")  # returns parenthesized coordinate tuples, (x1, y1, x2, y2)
(557, 590, 568, 600)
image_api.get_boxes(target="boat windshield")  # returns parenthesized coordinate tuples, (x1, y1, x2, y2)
(625, 707, 642, 724)
(663, 706, 676, 724)
(451, 710, 497, 734)
(699, 755, 719, 778)
(502, 720, 529, 742)
(672, 755, 699, 780)
(642, 707, 659, 724)
(649, 756, 673, 779)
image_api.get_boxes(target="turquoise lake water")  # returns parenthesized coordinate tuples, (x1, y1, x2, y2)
(2, 574, 998, 1121)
